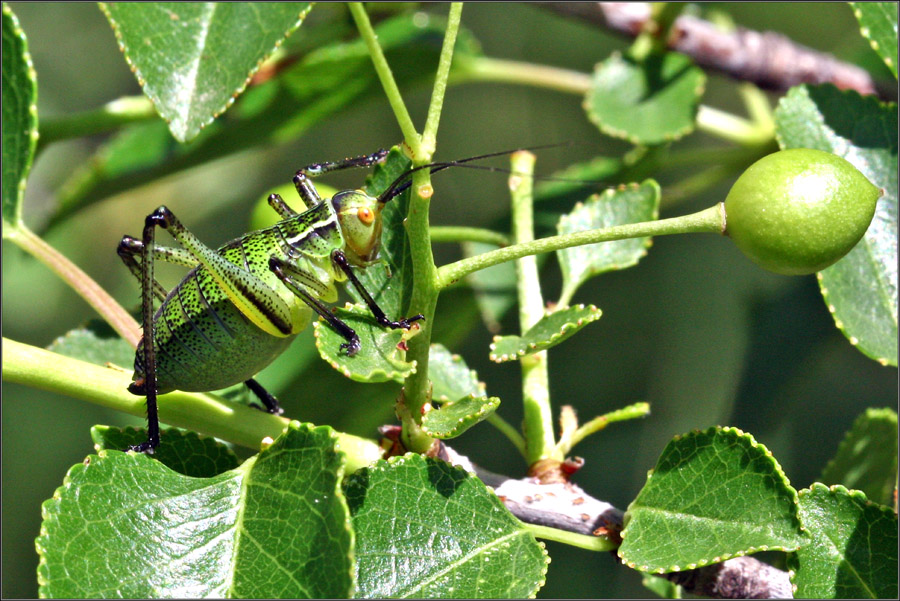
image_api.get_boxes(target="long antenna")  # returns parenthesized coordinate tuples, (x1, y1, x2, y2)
(377, 142, 594, 203)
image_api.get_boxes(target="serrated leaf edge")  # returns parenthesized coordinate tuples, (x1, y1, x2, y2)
(35, 448, 149, 594)
(2, 3, 40, 226)
(38, 421, 355, 598)
(618, 425, 803, 573)
(775, 85, 899, 366)
(584, 51, 706, 145)
(800, 481, 889, 507)
(850, 2, 898, 76)
(791, 482, 898, 598)
(98, 3, 312, 141)
(489, 304, 602, 362)
(421, 395, 500, 438)
(90, 424, 238, 454)
(345, 454, 551, 598)
(556, 182, 660, 290)
(313, 303, 417, 382)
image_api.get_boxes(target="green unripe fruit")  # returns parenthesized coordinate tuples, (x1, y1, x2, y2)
(724, 148, 880, 275)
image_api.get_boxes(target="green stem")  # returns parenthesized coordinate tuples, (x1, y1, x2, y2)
(421, 2, 463, 157)
(455, 56, 592, 95)
(695, 104, 772, 146)
(486, 413, 527, 459)
(456, 56, 772, 147)
(1, 338, 382, 472)
(348, 2, 421, 156)
(4, 225, 140, 346)
(557, 402, 651, 456)
(739, 82, 775, 133)
(399, 167, 440, 454)
(630, 2, 684, 60)
(37, 96, 156, 153)
(525, 524, 617, 552)
(510, 151, 556, 464)
(358, 3, 464, 453)
(437, 203, 726, 288)
(429, 226, 510, 247)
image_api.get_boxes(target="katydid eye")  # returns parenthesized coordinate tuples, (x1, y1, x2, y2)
(357, 207, 374, 224)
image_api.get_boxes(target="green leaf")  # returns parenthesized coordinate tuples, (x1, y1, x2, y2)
(345, 455, 549, 598)
(557, 180, 661, 304)
(851, 2, 899, 79)
(100, 3, 312, 142)
(790, 484, 898, 599)
(37, 422, 354, 599)
(52, 14, 477, 227)
(1, 3, 38, 230)
(46, 320, 135, 369)
(489, 304, 602, 363)
(461, 241, 518, 334)
(422, 396, 500, 439)
(429, 343, 485, 401)
(585, 51, 705, 145)
(425, 345, 497, 439)
(314, 304, 417, 383)
(775, 84, 898, 366)
(534, 154, 626, 202)
(91, 425, 240, 478)
(821, 407, 898, 507)
(619, 426, 805, 573)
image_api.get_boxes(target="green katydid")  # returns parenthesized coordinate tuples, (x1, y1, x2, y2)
(120, 145, 574, 453)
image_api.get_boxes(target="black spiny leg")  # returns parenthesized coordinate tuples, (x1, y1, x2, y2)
(292, 149, 390, 209)
(117, 236, 168, 303)
(244, 378, 284, 415)
(331, 249, 425, 331)
(128, 209, 171, 454)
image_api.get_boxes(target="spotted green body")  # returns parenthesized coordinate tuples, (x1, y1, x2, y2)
(118, 149, 420, 452)
(132, 192, 383, 393)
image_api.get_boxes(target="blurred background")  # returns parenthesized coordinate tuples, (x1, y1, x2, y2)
(3, 3, 896, 598)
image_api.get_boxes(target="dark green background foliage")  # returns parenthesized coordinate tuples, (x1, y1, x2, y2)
(2, 3, 896, 598)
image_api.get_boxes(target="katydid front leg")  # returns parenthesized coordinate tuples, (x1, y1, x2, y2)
(269, 250, 423, 356)
(330, 249, 425, 332)
(268, 255, 364, 355)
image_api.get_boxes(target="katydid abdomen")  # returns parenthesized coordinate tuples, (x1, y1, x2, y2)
(130, 267, 306, 394)
(128, 211, 336, 395)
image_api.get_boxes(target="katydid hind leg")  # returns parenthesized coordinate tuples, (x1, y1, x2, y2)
(153, 206, 295, 338)
(118, 236, 200, 302)
(128, 211, 169, 453)
(117, 236, 169, 303)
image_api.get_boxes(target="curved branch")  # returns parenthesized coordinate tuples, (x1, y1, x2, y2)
(441, 444, 794, 599)
(537, 2, 889, 100)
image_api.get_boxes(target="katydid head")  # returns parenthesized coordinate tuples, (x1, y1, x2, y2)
(332, 189, 384, 265)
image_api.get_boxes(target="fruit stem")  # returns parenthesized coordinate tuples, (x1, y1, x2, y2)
(437, 203, 726, 287)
